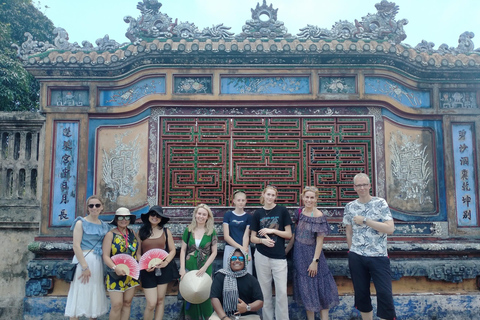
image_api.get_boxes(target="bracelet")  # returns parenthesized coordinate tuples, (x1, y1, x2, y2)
(221, 316, 229, 320)
(81, 266, 89, 272)
(112, 265, 117, 270)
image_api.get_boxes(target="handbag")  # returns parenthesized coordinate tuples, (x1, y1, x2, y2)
(65, 263, 77, 282)
(105, 266, 125, 281)
(163, 228, 180, 280)
(66, 235, 103, 282)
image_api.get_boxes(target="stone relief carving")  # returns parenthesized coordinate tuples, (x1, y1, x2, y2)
(388, 131, 434, 210)
(299, 0, 407, 44)
(440, 91, 478, 109)
(51, 89, 89, 106)
(415, 31, 480, 55)
(319, 77, 356, 94)
(239, 0, 290, 39)
(174, 77, 211, 94)
(147, 113, 158, 205)
(102, 131, 141, 202)
(221, 76, 310, 94)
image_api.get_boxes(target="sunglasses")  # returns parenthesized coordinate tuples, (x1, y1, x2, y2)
(304, 186, 318, 192)
(88, 203, 102, 208)
(117, 216, 131, 221)
(230, 256, 245, 262)
(149, 212, 162, 218)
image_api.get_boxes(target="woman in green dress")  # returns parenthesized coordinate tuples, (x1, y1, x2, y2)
(179, 203, 218, 320)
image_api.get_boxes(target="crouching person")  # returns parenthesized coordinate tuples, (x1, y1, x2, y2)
(209, 249, 263, 320)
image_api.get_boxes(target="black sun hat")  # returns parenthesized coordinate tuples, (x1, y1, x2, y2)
(140, 205, 170, 224)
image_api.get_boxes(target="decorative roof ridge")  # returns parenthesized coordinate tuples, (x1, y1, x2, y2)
(14, 0, 480, 62)
(19, 37, 480, 71)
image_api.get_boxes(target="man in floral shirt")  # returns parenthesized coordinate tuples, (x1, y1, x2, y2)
(343, 173, 396, 320)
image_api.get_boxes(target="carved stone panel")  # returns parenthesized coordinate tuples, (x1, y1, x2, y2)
(50, 89, 89, 106)
(173, 76, 212, 94)
(384, 120, 437, 215)
(95, 120, 149, 213)
(440, 91, 478, 109)
(319, 77, 356, 94)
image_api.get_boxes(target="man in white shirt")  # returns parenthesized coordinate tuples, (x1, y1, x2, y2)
(343, 173, 396, 320)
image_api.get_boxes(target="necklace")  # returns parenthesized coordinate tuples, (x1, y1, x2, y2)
(117, 227, 129, 250)
(263, 205, 275, 215)
(304, 208, 314, 217)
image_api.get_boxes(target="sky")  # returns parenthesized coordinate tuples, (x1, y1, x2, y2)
(36, 0, 480, 50)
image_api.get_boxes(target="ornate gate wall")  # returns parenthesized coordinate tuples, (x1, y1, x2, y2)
(15, 1, 480, 319)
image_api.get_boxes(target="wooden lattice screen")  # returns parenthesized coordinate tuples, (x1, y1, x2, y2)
(159, 116, 374, 207)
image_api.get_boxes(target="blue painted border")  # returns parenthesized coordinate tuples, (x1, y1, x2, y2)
(365, 77, 431, 108)
(452, 124, 478, 227)
(51, 122, 79, 227)
(99, 77, 166, 106)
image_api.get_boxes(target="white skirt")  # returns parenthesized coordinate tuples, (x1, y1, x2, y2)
(64, 252, 108, 318)
(223, 244, 253, 274)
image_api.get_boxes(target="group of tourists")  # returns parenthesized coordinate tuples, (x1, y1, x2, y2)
(64, 172, 396, 320)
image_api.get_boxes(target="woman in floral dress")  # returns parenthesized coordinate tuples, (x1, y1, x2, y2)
(287, 186, 339, 320)
(102, 207, 139, 320)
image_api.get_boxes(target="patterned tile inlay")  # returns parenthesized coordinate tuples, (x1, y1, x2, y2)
(99, 77, 165, 106)
(174, 76, 212, 94)
(221, 76, 310, 94)
(320, 77, 356, 94)
(365, 77, 430, 108)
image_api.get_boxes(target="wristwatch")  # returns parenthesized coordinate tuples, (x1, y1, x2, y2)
(363, 216, 368, 224)
(246, 304, 251, 311)
(313, 258, 319, 263)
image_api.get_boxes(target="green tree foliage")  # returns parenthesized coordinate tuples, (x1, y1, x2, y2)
(0, 0, 55, 111)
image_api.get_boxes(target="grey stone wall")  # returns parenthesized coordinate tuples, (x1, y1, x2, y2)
(0, 112, 44, 320)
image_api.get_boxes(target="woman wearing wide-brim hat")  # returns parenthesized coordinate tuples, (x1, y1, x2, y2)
(138, 205, 179, 320)
(102, 207, 140, 320)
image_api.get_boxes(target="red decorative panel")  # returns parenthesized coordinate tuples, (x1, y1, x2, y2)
(160, 116, 374, 207)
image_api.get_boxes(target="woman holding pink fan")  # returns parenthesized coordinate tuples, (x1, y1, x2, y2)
(102, 207, 140, 320)
(138, 205, 178, 320)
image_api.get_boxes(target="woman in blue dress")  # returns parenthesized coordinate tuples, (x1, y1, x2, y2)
(65, 195, 110, 320)
(286, 186, 339, 320)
